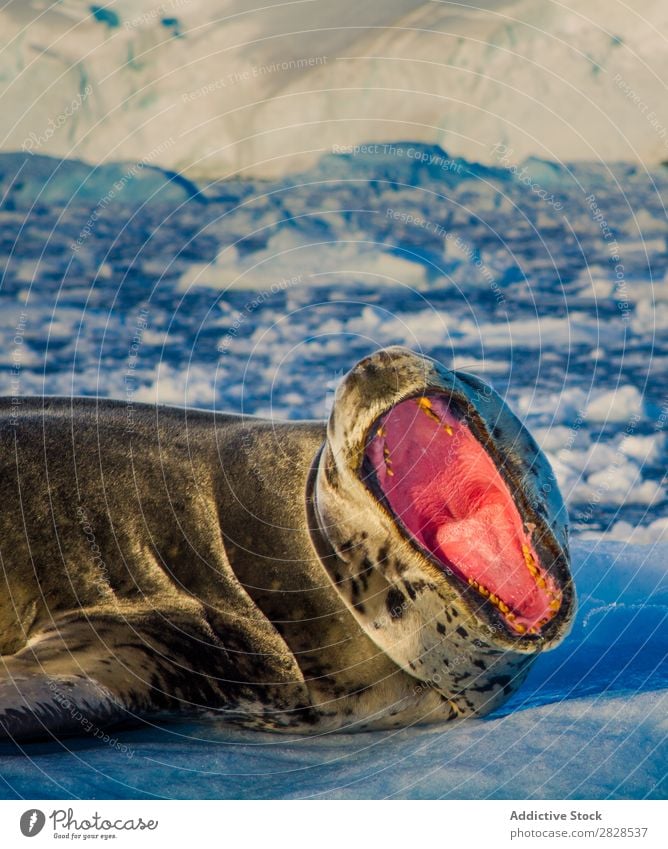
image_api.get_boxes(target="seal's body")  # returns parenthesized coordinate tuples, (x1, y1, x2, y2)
(0, 348, 576, 740)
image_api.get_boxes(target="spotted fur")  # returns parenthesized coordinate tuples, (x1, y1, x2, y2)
(0, 347, 575, 741)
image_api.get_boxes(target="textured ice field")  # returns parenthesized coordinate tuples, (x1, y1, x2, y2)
(0, 146, 665, 537)
(0, 146, 666, 798)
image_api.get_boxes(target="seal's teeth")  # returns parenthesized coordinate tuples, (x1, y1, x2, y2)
(383, 445, 394, 476)
(417, 394, 453, 434)
(376, 426, 385, 438)
(520, 544, 561, 628)
(465, 557, 552, 632)
(522, 543, 541, 579)
(522, 544, 536, 568)
(417, 396, 444, 426)
(464, 552, 549, 631)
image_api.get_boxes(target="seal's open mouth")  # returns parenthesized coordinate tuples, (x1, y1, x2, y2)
(363, 394, 562, 636)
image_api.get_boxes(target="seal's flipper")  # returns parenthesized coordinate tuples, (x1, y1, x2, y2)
(0, 614, 209, 741)
(0, 610, 194, 740)
(0, 670, 131, 741)
(0, 603, 316, 741)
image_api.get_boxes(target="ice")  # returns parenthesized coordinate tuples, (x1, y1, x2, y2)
(632, 299, 668, 334)
(0, 540, 665, 800)
(456, 316, 605, 349)
(619, 434, 665, 463)
(0, 154, 198, 207)
(581, 518, 668, 545)
(585, 386, 644, 423)
(0, 142, 665, 538)
(1, 2, 668, 178)
(177, 236, 430, 293)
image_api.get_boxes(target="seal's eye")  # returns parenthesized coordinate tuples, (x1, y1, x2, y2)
(362, 394, 562, 637)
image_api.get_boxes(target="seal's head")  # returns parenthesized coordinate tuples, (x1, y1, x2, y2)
(311, 346, 576, 713)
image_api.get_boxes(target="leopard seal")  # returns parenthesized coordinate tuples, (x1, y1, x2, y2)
(0, 346, 575, 741)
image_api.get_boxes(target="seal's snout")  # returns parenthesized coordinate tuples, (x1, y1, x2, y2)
(350, 345, 432, 380)
(328, 346, 436, 454)
(333, 347, 437, 428)
(351, 345, 409, 373)
(345, 347, 411, 395)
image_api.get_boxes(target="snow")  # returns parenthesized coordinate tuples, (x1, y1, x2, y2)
(177, 235, 430, 292)
(585, 385, 644, 423)
(0, 540, 665, 800)
(1, 1, 667, 178)
(581, 517, 668, 546)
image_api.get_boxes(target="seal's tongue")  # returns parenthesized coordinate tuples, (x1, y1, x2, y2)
(365, 395, 561, 634)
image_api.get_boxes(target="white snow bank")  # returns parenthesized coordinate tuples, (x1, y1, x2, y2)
(585, 385, 644, 423)
(580, 517, 668, 545)
(178, 238, 429, 292)
(517, 385, 646, 425)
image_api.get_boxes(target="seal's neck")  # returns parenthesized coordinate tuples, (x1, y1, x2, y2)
(309, 443, 536, 717)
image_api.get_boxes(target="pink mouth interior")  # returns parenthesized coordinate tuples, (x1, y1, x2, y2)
(364, 395, 562, 635)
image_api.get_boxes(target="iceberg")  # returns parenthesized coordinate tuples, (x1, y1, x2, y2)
(1, 1, 666, 179)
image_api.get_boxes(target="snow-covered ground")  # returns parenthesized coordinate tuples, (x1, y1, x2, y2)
(1, 1, 667, 177)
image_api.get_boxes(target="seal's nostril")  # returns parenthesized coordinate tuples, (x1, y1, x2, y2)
(357, 358, 389, 379)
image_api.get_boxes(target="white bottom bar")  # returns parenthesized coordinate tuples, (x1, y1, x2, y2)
(1, 800, 666, 848)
